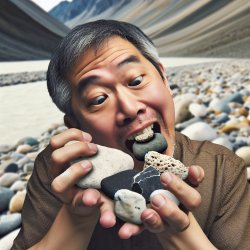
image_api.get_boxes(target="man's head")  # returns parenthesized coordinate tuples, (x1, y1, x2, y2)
(47, 20, 175, 167)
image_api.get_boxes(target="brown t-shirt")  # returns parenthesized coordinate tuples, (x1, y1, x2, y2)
(11, 132, 250, 249)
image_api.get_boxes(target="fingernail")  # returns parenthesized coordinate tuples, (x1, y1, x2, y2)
(82, 132, 92, 142)
(88, 143, 98, 153)
(80, 161, 92, 170)
(161, 172, 173, 186)
(145, 213, 157, 224)
(152, 194, 165, 208)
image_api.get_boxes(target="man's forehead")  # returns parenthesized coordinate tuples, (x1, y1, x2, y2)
(71, 36, 143, 79)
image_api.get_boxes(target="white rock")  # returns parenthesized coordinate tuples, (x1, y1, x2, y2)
(0, 173, 20, 187)
(150, 189, 180, 206)
(181, 122, 217, 141)
(10, 180, 26, 192)
(174, 94, 195, 124)
(189, 103, 208, 117)
(114, 189, 146, 224)
(0, 228, 20, 250)
(16, 144, 33, 154)
(77, 145, 134, 189)
(212, 137, 233, 151)
(235, 146, 250, 165)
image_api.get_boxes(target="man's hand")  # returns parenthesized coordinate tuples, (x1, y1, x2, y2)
(118, 165, 204, 238)
(49, 128, 116, 228)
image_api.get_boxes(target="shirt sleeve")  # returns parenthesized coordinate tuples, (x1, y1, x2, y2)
(11, 146, 62, 249)
(208, 155, 250, 250)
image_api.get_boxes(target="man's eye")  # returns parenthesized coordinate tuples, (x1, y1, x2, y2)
(90, 95, 107, 105)
(128, 76, 143, 86)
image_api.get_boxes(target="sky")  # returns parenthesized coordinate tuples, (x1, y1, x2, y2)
(31, 0, 72, 12)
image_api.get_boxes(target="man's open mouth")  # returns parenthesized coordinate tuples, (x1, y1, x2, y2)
(125, 122, 161, 153)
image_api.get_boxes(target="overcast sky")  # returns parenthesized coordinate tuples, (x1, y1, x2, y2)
(31, 0, 72, 12)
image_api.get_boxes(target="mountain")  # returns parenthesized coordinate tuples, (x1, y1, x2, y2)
(49, 0, 250, 58)
(0, 0, 70, 61)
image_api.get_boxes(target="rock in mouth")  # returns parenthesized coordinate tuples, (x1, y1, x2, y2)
(126, 123, 168, 161)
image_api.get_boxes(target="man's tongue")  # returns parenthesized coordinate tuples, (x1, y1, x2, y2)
(132, 125, 168, 161)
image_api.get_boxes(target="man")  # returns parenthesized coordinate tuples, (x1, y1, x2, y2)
(12, 20, 249, 249)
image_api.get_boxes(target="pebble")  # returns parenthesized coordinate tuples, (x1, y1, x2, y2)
(132, 133, 168, 161)
(23, 162, 34, 173)
(181, 122, 217, 141)
(0, 228, 20, 250)
(101, 169, 139, 199)
(9, 190, 26, 213)
(114, 189, 146, 224)
(132, 167, 164, 202)
(4, 163, 18, 173)
(76, 145, 134, 189)
(189, 103, 208, 117)
(0, 60, 249, 242)
(174, 94, 195, 123)
(0, 187, 14, 212)
(0, 213, 21, 237)
(0, 173, 20, 187)
(16, 137, 39, 146)
(10, 180, 27, 192)
(235, 146, 250, 165)
(16, 144, 33, 154)
(212, 137, 233, 151)
(150, 189, 180, 206)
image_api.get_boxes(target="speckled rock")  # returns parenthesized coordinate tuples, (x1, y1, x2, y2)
(144, 151, 188, 179)
(114, 189, 146, 224)
(132, 133, 168, 161)
(77, 145, 134, 189)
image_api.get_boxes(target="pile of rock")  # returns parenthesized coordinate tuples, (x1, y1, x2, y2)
(0, 123, 67, 247)
(0, 60, 249, 247)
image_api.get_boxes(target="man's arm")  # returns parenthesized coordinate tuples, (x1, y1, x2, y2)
(28, 205, 98, 250)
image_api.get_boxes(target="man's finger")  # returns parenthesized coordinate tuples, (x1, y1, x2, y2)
(187, 165, 205, 187)
(51, 160, 92, 194)
(50, 128, 92, 149)
(150, 194, 190, 232)
(160, 172, 201, 210)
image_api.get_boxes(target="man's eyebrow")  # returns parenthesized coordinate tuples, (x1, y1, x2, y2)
(77, 75, 99, 94)
(117, 55, 140, 67)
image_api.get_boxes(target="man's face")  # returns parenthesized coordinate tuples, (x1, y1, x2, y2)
(68, 36, 175, 169)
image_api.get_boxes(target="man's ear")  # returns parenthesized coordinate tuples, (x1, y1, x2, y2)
(64, 114, 80, 129)
(159, 62, 173, 95)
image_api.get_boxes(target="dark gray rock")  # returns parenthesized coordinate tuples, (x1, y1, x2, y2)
(0, 213, 22, 237)
(4, 163, 18, 173)
(132, 166, 164, 202)
(0, 187, 14, 212)
(132, 133, 168, 161)
(101, 170, 139, 199)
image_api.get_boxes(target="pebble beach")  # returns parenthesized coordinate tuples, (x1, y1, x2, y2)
(0, 59, 250, 248)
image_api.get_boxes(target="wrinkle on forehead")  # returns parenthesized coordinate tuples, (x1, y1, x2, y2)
(71, 36, 142, 81)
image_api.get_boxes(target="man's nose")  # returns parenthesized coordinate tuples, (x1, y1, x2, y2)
(115, 88, 146, 126)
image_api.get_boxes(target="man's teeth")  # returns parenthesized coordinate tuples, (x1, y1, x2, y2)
(132, 125, 154, 142)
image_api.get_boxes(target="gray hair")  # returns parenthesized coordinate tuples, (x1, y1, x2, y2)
(47, 19, 162, 115)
